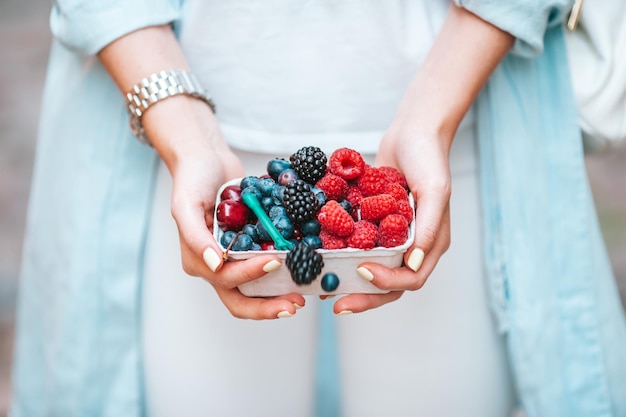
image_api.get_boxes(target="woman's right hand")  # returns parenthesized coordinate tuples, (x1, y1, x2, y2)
(145, 97, 305, 320)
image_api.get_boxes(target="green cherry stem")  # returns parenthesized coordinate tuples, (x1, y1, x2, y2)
(242, 192, 294, 251)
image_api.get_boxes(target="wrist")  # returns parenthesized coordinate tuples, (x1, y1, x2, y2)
(142, 95, 228, 171)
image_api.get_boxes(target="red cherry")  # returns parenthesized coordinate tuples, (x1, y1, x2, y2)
(216, 200, 249, 231)
(260, 242, 276, 251)
(220, 185, 242, 202)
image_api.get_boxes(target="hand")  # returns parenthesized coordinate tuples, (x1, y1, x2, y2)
(331, 120, 452, 315)
(146, 98, 305, 319)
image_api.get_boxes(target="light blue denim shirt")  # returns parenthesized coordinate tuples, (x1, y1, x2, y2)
(11, 1, 626, 416)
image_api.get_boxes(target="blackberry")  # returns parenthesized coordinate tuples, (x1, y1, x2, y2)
(286, 241, 324, 285)
(289, 146, 328, 184)
(282, 180, 320, 224)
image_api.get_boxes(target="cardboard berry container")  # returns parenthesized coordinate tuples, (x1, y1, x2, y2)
(213, 178, 416, 297)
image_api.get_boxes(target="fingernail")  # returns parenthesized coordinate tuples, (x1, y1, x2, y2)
(407, 249, 425, 272)
(277, 311, 294, 318)
(203, 247, 222, 272)
(336, 310, 353, 316)
(294, 303, 304, 310)
(357, 266, 374, 282)
(321, 295, 336, 300)
(262, 259, 282, 273)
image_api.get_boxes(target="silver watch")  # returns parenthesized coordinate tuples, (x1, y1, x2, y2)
(125, 70, 216, 146)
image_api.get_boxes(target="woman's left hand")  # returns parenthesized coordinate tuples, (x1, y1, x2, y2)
(330, 118, 453, 315)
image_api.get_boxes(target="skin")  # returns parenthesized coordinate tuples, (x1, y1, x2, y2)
(98, 3, 514, 320)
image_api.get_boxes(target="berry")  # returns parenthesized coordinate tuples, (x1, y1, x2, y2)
(267, 158, 291, 180)
(346, 220, 379, 249)
(271, 185, 287, 205)
(317, 200, 355, 237)
(241, 186, 262, 200)
(251, 242, 262, 251)
(257, 177, 276, 196)
(285, 241, 324, 285)
(260, 242, 276, 251)
(328, 148, 365, 180)
(319, 230, 347, 249)
(379, 166, 408, 189)
(268, 205, 287, 220)
(384, 183, 409, 201)
(396, 199, 414, 223)
(302, 235, 322, 249)
(357, 167, 389, 197)
(240, 176, 259, 190)
(241, 224, 258, 241)
(289, 146, 328, 184)
(300, 219, 321, 236)
(378, 214, 409, 248)
(261, 196, 275, 212)
(360, 194, 397, 223)
(315, 174, 348, 201)
(321, 273, 340, 292)
(282, 180, 320, 224)
(278, 168, 299, 186)
(312, 187, 327, 207)
(216, 200, 249, 231)
(346, 186, 363, 207)
(273, 215, 295, 239)
(255, 220, 271, 241)
(338, 199, 352, 213)
(232, 233, 253, 251)
(220, 231, 237, 248)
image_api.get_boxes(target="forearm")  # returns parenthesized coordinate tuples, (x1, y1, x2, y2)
(98, 25, 223, 172)
(399, 3, 514, 147)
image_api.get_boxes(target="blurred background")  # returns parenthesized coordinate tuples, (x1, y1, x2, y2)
(1, 1, 625, 415)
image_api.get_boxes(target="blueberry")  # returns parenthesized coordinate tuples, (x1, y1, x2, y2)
(232, 233, 253, 251)
(312, 187, 327, 207)
(272, 185, 286, 205)
(321, 272, 340, 292)
(257, 177, 276, 196)
(255, 220, 271, 241)
(241, 186, 262, 200)
(240, 176, 259, 190)
(300, 219, 321, 236)
(267, 158, 292, 181)
(242, 223, 258, 242)
(261, 196, 275, 212)
(278, 168, 299, 186)
(251, 242, 262, 251)
(339, 199, 352, 213)
(220, 231, 237, 248)
(302, 235, 322, 249)
(269, 205, 288, 220)
(273, 215, 294, 239)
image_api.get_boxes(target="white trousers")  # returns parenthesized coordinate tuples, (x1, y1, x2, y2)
(142, 128, 516, 416)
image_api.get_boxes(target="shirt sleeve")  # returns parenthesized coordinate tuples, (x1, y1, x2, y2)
(453, 0, 573, 57)
(50, 0, 182, 56)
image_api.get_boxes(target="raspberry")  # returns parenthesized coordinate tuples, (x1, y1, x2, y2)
(379, 166, 408, 190)
(289, 146, 328, 184)
(396, 198, 414, 224)
(346, 221, 379, 249)
(384, 183, 409, 201)
(328, 148, 365, 180)
(315, 174, 348, 201)
(319, 229, 347, 249)
(357, 167, 389, 197)
(345, 185, 363, 207)
(317, 200, 355, 237)
(360, 194, 397, 223)
(378, 214, 409, 248)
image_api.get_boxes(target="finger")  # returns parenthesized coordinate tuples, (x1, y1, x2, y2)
(332, 291, 404, 315)
(358, 210, 450, 291)
(406, 182, 450, 273)
(214, 287, 303, 320)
